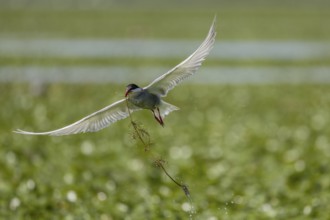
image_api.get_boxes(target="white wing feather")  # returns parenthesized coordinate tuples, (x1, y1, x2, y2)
(144, 17, 216, 97)
(14, 99, 140, 136)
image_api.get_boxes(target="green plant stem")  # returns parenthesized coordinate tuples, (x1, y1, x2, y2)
(125, 98, 191, 197)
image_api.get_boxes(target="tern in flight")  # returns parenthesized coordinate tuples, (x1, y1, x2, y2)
(14, 18, 216, 136)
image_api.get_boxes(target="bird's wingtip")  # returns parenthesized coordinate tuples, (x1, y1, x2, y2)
(13, 129, 28, 134)
(13, 129, 22, 133)
(211, 15, 217, 32)
(13, 129, 43, 135)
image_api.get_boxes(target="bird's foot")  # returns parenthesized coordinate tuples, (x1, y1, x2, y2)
(153, 115, 164, 127)
(153, 108, 164, 127)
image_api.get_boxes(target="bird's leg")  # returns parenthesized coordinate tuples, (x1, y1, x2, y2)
(156, 107, 164, 126)
(152, 108, 164, 127)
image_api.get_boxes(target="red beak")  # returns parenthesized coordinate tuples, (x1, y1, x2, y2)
(125, 88, 130, 97)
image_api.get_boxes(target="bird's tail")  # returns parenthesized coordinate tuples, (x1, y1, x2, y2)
(159, 101, 179, 119)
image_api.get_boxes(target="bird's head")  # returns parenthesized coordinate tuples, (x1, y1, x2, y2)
(125, 84, 140, 97)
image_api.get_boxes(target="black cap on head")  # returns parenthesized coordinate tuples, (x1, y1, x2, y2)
(125, 84, 140, 97)
(126, 84, 139, 90)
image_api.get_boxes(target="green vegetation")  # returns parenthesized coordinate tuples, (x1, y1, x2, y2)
(1, 8, 329, 40)
(1, 1, 330, 219)
(1, 5, 329, 69)
(2, 84, 330, 219)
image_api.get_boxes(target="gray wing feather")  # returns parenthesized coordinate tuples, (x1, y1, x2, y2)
(144, 17, 216, 97)
(14, 99, 140, 136)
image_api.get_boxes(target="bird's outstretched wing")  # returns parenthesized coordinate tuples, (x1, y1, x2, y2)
(14, 99, 140, 136)
(144, 17, 216, 97)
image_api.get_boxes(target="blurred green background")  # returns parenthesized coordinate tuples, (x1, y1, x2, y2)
(1, 0, 330, 219)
